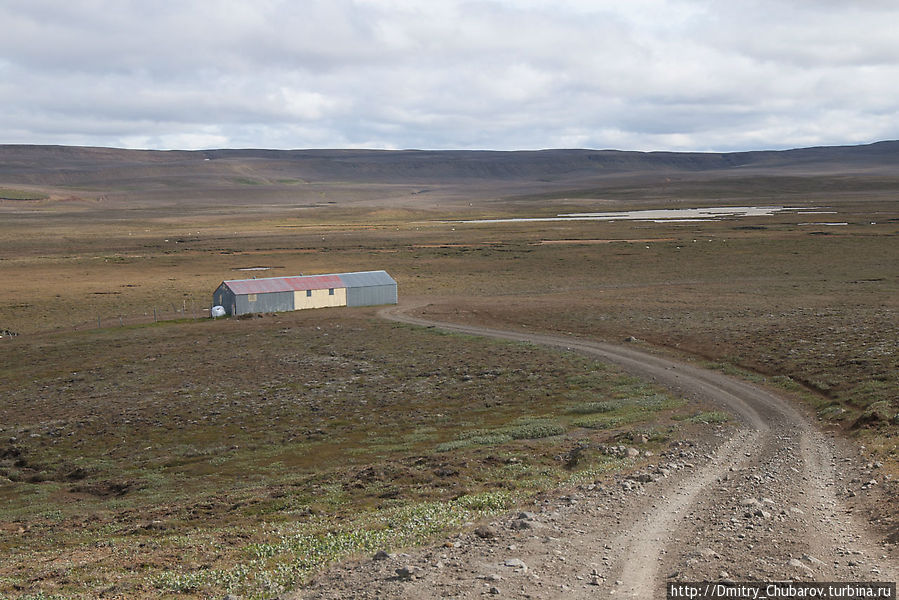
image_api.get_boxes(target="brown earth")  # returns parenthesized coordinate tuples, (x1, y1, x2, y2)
(0, 142, 897, 598)
(299, 303, 899, 598)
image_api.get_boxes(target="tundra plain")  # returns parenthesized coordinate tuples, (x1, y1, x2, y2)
(0, 144, 897, 599)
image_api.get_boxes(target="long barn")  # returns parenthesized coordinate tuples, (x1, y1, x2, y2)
(212, 270, 397, 316)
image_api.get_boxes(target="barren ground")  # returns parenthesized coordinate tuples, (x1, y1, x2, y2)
(301, 305, 899, 598)
(1, 145, 897, 599)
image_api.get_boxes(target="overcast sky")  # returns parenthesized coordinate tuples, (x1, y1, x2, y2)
(2, 0, 898, 152)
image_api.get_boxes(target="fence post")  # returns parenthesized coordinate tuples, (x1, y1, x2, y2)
(97, 316, 101, 329)
(154, 308, 157, 323)
(119, 316, 124, 327)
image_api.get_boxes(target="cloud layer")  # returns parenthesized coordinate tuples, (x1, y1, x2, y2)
(2, 0, 898, 151)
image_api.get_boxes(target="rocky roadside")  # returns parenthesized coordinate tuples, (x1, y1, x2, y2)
(294, 431, 731, 599)
(249, 421, 898, 600)
(248, 307, 899, 600)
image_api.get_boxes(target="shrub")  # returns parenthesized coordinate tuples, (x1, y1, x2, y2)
(566, 401, 619, 414)
(571, 415, 623, 430)
(435, 433, 512, 452)
(688, 411, 730, 424)
(502, 420, 565, 440)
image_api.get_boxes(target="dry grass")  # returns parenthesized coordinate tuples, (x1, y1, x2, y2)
(1, 168, 897, 598)
(0, 309, 711, 599)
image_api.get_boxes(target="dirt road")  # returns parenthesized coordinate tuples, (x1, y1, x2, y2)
(302, 303, 897, 598)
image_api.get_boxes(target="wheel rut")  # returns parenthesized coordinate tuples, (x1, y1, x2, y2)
(302, 303, 898, 598)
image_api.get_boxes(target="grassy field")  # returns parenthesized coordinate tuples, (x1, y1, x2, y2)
(0, 188, 48, 201)
(1, 309, 716, 599)
(1, 170, 897, 598)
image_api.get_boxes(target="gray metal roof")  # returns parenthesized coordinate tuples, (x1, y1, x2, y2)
(219, 271, 395, 297)
(337, 270, 396, 288)
(224, 274, 343, 295)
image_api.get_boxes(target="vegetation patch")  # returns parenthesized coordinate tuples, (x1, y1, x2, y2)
(0, 188, 48, 201)
(435, 433, 512, 452)
(566, 400, 620, 414)
(501, 418, 566, 440)
(2, 173, 895, 597)
(0, 312, 704, 599)
(685, 411, 731, 424)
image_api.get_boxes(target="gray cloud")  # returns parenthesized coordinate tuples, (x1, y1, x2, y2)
(2, 0, 898, 151)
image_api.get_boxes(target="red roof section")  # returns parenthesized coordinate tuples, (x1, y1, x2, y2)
(224, 274, 344, 295)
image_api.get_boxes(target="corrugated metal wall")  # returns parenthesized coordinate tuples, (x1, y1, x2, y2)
(213, 271, 397, 316)
(213, 284, 237, 315)
(236, 290, 294, 315)
(346, 284, 397, 307)
(339, 271, 398, 307)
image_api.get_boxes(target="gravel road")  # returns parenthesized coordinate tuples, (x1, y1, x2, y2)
(299, 303, 897, 599)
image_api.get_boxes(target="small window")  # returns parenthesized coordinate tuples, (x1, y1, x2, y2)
(247, 294, 257, 302)
(306, 289, 312, 297)
(328, 288, 334, 295)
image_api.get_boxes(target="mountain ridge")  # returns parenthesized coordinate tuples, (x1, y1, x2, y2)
(1, 141, 897, 197)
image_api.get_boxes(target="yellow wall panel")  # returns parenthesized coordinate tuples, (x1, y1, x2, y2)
(294, 287, 347, 310)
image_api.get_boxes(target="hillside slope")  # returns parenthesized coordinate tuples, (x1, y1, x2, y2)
(1, 141, 897, 188)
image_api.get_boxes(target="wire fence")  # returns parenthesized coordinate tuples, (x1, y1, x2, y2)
(73, 300, 214, 333)
(1, 301, 224, 340)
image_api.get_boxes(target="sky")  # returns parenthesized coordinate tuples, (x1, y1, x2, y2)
(2, 0, 898, 152)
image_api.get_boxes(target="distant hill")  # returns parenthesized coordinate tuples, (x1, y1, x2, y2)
(1, 141, 897, 189)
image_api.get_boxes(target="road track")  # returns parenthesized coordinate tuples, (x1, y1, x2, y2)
(305, 302, 898, 598)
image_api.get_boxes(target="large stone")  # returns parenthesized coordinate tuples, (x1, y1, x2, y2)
(788, 558, 813, 573)
(396, 565, 420, 579)
(475, 525, 497, 539)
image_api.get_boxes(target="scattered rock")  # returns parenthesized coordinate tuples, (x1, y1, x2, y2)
(802, 554, 826, 567)
(700, 548, 721, 560)
(373, 550, 392, 561)
(504, 558, 528, 571)
(788, 558, 813, 573)
(475, 525, 497, 539)
(395, 565, 420, 579)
